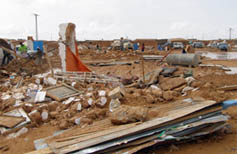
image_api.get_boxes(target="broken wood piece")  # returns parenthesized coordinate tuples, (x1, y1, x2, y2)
(0, 116, 25, 128)
(218, 85, 237, 91)
(90, 61, 133, 66)
(0, 108, 31, 134)
(141, 57, 145, 84)
(54, 71, 119, 84)
(0, 145, 9, 152)
(24, 148, 53, 154)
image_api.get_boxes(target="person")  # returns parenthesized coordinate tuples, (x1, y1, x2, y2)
(120, 37, 124, 51)
(141, 43, 145, 52)
(35, 47, 44, 65)
(133, 43, 138, 51)
(182, 48, 187, 54)
(1, 50, 12, 65)
(0, 39, 13, 66)
(157, 44, 163, 51)
(19, 42, 28, 54)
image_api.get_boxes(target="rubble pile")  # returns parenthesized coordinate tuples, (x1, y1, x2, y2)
(0, 48, 236, 154)
(4, 58, 49, 75)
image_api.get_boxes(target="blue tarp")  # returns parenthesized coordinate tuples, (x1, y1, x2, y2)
(33, 41, 44, 52)
(222, 100, 237, 110)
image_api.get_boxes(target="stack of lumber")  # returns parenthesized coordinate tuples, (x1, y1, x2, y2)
(28, 99, 229, 154)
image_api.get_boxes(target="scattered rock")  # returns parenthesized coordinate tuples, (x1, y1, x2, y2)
(48, 102, 58, 112)
(96, 97, 108, 107)
(185, 77, 195, 86)
(110, 105, 148, 125)
(96, 109, 107, 119)
(145, 94, 155, 104)
(86, 111, 97, 119)
(44, 77, 57, 86)
(0, 98, 15, 111)
(108, 87, 125, 99)
(80, 117, 93, 125)
(163, 91, 176, 101)
(160, 77, 186, 91)
(74, 118, 81, 125)
(41, 110, 49, 121)
(191, 81, 203, 88)
(29, 110, 42, 124)
(144, 69, 163, 85)
(49, 111, 59, 119)
(182, 87, 194, 94)
(147, 107, 167, 120)
(203, 82, 212, 88)
(77, 103, 82, 111)
(98, 90, 106, 97)
(109, 99, 121, 112)
(81, 101, 90, 108)
(59, 120, 71, 130)
(151, 88, 163, 97)
(174, 84, 186, 92)
(23, 104, 33, 113)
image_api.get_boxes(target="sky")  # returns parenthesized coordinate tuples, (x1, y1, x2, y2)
(0, 0, 237, 41)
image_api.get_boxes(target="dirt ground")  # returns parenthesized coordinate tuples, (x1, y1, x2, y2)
(1, 48, 237, 154)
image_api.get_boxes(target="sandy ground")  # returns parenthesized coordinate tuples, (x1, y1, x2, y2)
(1, 48, 237, 154)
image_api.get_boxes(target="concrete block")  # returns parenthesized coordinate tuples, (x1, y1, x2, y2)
(108, 87, 125, 99)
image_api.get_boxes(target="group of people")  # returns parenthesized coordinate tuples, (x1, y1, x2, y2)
(1, 39, 44, 66)
(132, 42, 145, 52)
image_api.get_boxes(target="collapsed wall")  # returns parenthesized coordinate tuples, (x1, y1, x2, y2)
(58, 23, 91, 72)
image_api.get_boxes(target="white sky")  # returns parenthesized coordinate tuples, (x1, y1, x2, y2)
(0, 0, 237, 40)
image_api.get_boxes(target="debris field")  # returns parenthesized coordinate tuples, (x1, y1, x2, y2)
(1, 41, 237, 154)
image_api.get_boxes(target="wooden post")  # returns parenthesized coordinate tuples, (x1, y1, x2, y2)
(43, 45, 54, 77)
(141, 57, 145, 84)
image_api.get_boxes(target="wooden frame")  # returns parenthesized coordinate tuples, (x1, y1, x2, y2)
(45, 84, 81, 101)
(54, 71, 120, 84)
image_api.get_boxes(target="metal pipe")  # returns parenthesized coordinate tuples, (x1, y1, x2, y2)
(166, 54, 200, 67)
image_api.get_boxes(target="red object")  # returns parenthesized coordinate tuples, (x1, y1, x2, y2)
(66, 43, 91, 72)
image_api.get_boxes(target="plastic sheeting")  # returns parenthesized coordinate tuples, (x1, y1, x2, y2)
(222, 100, 237, 109)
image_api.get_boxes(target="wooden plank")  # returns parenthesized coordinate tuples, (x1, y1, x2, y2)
(218, 85, 237, 91)
(48, 123, 139, 151)
(53, 101, 218, 153)
(112, 141, 156, 154)
(0, 115, 25, 128)
(72, 109, 223, 154)
(25, 148, 53, 154)
(158, 105, 223, 128)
